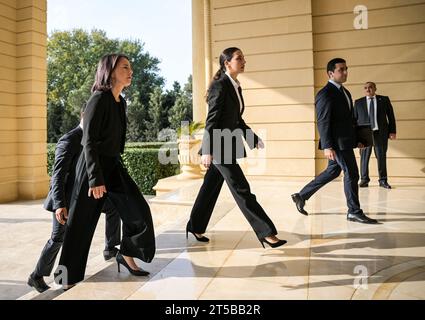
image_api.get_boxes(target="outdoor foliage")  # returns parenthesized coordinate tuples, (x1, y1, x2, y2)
(122, 147, 180, 194)
(169, 75, 193, 129)
(47, 29, 164, 142)
(47, 29, 193, 144)
(47, 29, 193, 190)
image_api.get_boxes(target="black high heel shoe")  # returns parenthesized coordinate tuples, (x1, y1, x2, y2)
(260, 238, 287, 248)
(186, 223, 209, 242)
(116, 253, 149, 276)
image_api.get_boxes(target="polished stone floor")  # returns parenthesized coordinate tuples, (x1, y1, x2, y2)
(1, 179, 425, 300)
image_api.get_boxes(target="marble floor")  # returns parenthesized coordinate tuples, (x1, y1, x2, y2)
(1, 179, 425, 300)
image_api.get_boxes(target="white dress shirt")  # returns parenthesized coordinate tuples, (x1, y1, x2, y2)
(225, 72, 243, 112)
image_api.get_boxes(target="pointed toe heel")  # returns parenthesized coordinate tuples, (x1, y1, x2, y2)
(260, 238, 287, 249)
(116, 252, 149, 276)
(186, 224, 209, 242)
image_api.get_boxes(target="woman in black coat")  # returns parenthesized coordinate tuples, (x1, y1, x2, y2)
(186, 47, 286, 248)
(56, 54, 155, 288)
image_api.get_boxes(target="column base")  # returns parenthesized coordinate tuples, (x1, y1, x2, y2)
(18, 176, 49, 200)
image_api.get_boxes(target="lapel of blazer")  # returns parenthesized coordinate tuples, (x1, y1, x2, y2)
(361, 96, 368, 116)
(376, 95, 384, 116)
(345, 88, 353, 111)
(223, 74, 242, 114)
(327, 82, 350, 111)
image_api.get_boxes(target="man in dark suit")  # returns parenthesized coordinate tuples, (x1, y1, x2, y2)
(291, 58, 378, 224)
(27, 112, 121, 293)
(354, 82, 396, 189)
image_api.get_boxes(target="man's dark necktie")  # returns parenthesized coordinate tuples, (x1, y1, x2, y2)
(237, 86, 245, 115)
(369, 97, 376, 130)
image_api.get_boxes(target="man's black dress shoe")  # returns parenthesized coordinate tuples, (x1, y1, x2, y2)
(347, 212, 378, 224)
(103, 247, 119, 261)
(359, 181, 369, 188)
(27, 274, 50, 293)
(291, 193, 308, 215)
(379, 181, 391, 189)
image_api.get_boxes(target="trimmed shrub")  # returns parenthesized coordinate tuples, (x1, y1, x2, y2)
(122, 148, 179, 194)
(47, 143, 56, 177)
(126, 142, 177, 149)
(47, 143, 180, 195)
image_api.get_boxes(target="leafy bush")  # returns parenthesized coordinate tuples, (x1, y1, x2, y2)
(126, 142, 177, 149)
(122, 148, 179, 194)
(47, 143, 56, 177)
(47, 143, 179, 195)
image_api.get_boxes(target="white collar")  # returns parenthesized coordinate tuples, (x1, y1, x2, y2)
(225, 71, 240, 87)
(328, 79, 342, 89)
(367, 95, 376, 99)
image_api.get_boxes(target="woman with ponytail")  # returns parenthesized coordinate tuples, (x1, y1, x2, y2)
(186, 47, 286, 248)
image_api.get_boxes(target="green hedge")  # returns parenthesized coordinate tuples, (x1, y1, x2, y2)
(122, 148, 179, 194)
(47, 143, 55, 177)
(126, 142, 177, 149)
(47, 143, 180, 195)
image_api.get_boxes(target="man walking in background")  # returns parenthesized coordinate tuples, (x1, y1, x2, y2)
(354, 82, 396, 189)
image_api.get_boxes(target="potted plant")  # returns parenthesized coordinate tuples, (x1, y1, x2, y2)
(176, 121, 205, 180)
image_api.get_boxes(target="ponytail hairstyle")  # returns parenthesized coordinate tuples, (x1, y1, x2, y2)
(206, 47, 241, 101)
(91, 53, 130, 93)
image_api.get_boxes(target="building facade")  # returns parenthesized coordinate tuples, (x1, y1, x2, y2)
(0, 0, 49, 202)
(0, 0, 424, 203)
(192, 0, 425, 181)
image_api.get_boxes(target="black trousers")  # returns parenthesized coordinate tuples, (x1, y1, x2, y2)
(56, 155, 155, 285)
(299, 149, 363, 215)
(188, 163, 277, 240)
(360, 131, 388, 183)
(33, 201, 121, 278)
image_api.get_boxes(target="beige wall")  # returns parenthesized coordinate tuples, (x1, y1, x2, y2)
(194, 0, 317, 178)
(0, 0, 49, 202)
(313, 0, 425, 181)
(193, 0, 425, 181)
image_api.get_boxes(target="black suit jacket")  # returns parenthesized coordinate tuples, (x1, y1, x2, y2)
(353, 95, 396, 140)
(44, 126, 83, 212)
(201, 73, 259, 163)
(83, 90, 127, 187)
(316, 82, 356, 150)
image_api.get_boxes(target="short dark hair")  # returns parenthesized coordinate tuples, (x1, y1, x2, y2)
(365, 81, 376, 89)
(327, 58, 346, 73)
(91, 53, 130, 93)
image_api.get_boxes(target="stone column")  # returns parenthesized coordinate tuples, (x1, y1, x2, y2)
(192, 0, 209, 123)
(16, 0, 49, 199)
(0, 0, 18, 202)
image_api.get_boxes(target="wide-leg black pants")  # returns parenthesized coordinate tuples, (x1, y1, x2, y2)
(56, 154, 155, 285)
(188, 163, 277, 240)
(33, 202, 120, 278)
